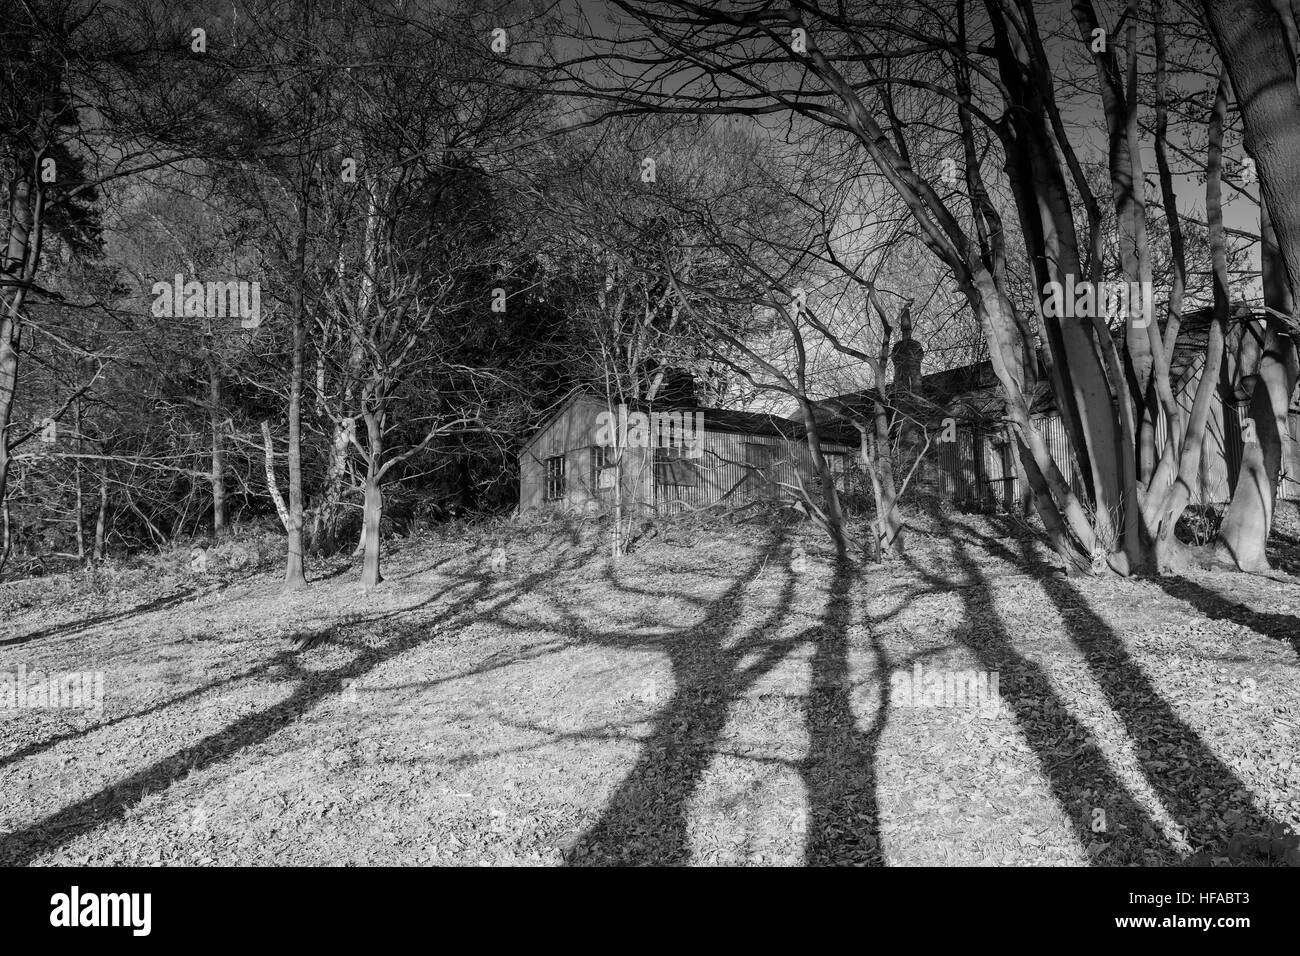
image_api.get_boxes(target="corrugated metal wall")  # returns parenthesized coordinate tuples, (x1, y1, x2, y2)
(652, 431, 855, 514)
(526, 393, 1299, 518)
(520, 399, 856, 515)
(1284, 415, 1300, 502)
(937, 415, 1085, 510)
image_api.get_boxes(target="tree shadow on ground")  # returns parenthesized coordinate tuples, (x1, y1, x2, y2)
(0, 658, 284, 772)
(556, 529, 927, 865)
(0, 585, 220, 648)
(963, 516, 1294, 861)
(905, 524, 1182, 864)
(564, 530, 807, 865)
(1265, 501, 1300, 572)
(410, 526, 960, 866)
(1148, 574, 1300, 658)
(798, 558, 888, 865)
(0, 549, 597, 866)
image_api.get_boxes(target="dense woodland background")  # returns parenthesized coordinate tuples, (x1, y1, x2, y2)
(2, 0, 1299, 588)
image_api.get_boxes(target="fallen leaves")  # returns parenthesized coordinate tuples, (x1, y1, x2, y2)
(1, 516, 1298, 865)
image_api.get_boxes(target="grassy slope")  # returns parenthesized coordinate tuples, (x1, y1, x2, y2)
(1, 512, 1298, 866)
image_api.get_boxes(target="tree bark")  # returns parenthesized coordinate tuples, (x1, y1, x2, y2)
(205, 331, 226, 539)
(1153, 70, 1232, 571)
(795, 397, 849, 561)
(311, 418, 351, 555)
(282, 182, 310, 591)
(0, 172, 42, 570)
(870, 399, 904, 554)
(74, 400, 85, 560)
(93, 472, 108, 562)
(360, 411, 383, 587)
(261, 420, 291, 530)
(1202, 0, 1300, 310)
(1218, 322, 1297, 570)
(1142, 1, 1189, 521)
(313, 183, 376, 554)
(1203, 0, 1300, 569)
(987, 3, 1138, 568)
(1, 494, 10, 571)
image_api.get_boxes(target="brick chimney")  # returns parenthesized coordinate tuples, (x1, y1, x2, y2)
(890, 299, 923, 392)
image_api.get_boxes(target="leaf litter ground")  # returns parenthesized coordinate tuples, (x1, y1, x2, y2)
(1, 512, 1298, 866)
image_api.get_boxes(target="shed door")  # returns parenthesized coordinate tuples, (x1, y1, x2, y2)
(745, 442, 775, 497)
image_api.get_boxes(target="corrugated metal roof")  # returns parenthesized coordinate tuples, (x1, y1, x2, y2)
(523, 391, 855, 445)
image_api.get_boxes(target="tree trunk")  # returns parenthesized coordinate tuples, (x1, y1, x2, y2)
(796, 398, 849, 561)
(1, 494, 10, 570)
(282, 185, 309, 592)
(93, 473, 108, 562)
(1154, 320, 1227, 571)
(1141, 2, 1190, 521)
(1217, 191, 1299, 571)
(206, 338, 226, 539)
(1154, 71, 1232, 571)
(73, 399, 85, 560)
(800, 32, 1100, 570)
(1218, 323, 1297, 570)
(1203, 0, 1300, 570)
(1202, 0, 1300, 309)
(974, 273, 1098, 571)
(0, 173, 41, 566)
(992, 21, 1138, 568)
(313, 188, 374, 555)
(1016, 438, 1088, 571)
(611, 446, 623, 561)
(360, 413, 383, 588)
(311, 418, 351, 555)
(261, 420, 292, 529)
(871, 398, 904, 554)
(360, 473, 383, 587)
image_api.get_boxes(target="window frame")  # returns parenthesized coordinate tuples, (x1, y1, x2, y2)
(654, 444, 700, 488)
(591, 445, 617, 493)
(543, 454, 566, 501)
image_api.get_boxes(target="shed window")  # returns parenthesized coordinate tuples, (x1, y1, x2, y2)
(591, 445, 617, 491)
(654, 446, 700, 487)
(823, 451, 848, 488)
(543, 455, 566, 501)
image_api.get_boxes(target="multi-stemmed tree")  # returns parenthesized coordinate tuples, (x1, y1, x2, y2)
(544, 0, 1297, 575)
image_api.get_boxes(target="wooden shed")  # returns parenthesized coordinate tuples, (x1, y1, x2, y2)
(519, 393, 857, 515)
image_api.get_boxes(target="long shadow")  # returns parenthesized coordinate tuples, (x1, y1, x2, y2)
(2, 552, 515, 770)
(0, 657, 286, 772)
(0, 545, 432, 649)
(0, 549, 596, 866)
(964, 519, 1293, 860)
(565, 530, 807, 865)
(1, 586, 215, 648)
(905, 528, 1181, 864)
(798, 558, 888, 865)
(1267, 525, 1300, 558)
(1148, 574, 1300, 658)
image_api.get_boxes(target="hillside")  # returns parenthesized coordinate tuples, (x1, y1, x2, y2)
(2, 514, 1298, 866)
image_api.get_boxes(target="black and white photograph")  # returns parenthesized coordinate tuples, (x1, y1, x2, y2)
(0, 0, 1296, 930)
